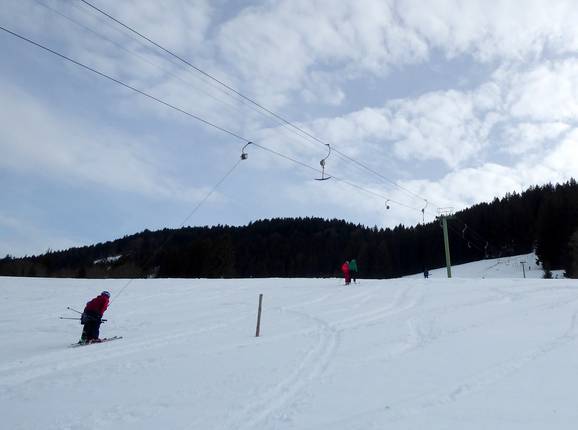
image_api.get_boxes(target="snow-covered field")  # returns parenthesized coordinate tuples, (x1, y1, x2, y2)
(1, 259, 578, 429)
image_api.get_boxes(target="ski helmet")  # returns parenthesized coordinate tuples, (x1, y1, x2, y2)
(101, 291, 111, 298)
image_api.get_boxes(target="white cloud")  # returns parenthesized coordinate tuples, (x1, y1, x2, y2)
(502, 60, 578, 122)
(216, 0, 428, 107)
(393, 133, 578, 223)
(388, 86, 502, 167)
(300, 82, 502, 169)
(399, 0, 578, 62)
(540, 130, 578, 181)
(0, 83, 206, 201)
(503, 122, 570, 154)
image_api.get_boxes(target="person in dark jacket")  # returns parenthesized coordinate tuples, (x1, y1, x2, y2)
(80, 291, 110, 344)
(349, 259, 358, 284)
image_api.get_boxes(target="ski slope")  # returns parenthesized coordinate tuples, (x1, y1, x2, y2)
(1, 265, 578, 429)
(408, 252, 566, 279)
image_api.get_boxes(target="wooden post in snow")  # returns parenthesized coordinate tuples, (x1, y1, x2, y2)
(255, 294, 263, 337)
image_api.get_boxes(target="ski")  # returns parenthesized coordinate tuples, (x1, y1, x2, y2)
(70, 336, 123, 347)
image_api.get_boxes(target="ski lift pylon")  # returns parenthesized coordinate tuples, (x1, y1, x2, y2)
(315, 144, 331, 181)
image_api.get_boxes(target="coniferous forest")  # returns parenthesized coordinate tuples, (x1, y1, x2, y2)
(2, 180, 578, 279)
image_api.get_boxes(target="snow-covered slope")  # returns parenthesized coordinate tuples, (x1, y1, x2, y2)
(1, 272, 578, 429)
(409, 252, 565, 279)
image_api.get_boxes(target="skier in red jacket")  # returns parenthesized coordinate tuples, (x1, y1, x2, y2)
(79, 291, 110, 344)
(341, 261, 351, 285)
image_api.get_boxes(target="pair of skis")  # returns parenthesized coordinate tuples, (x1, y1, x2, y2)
(70, 336, 123, 347)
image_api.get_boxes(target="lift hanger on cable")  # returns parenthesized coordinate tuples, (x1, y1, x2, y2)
(421, 200, 428, 222)
(240, 141, 252, 160)
(315, 144, 332, 181)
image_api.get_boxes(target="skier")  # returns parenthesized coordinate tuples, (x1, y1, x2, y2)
(423, 269, 429, 279)
(341, 261, 351, 285)
(349, 259, 358, 284)
(79, 291, 110, 344)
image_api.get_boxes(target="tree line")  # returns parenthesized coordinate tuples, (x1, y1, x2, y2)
(1, 180, 578, 279)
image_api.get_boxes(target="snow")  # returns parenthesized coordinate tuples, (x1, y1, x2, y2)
(93, 255, 122, 264)
(1, 260, 578, 429)
(408, 252, 566, 279)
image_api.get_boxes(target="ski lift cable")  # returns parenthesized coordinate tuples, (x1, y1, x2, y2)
(72, 0, 267, 109)
(58, 0, 325, 149)
(112, 156, 245, 303)
(0, 24, 250, 143)
(76, 0, 446, 210)
(250, 143, 421, 211)
(332, 148, 442, 207)
(34, 0, 356, 175)
(33, 0, 265, 125)
(75, 0, 321, 151)
(0, 25, 424, 217)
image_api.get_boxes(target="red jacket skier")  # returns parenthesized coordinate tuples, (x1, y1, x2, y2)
(341, 261, 351, 285)
(84, 293, 109, 316)
(80, 291, 110, 344)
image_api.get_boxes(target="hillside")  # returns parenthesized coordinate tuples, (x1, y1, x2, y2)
(407, 252, 565, 279)
(2, 180, 578, 279)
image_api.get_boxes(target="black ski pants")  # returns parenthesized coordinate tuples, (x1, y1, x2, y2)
(81, 311, 102, 341)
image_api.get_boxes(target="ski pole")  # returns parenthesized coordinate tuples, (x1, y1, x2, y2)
(67, 306, 83, 314)
(59, 317, 107, 322)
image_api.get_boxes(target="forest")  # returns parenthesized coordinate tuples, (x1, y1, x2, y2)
(1, 180, 578, 279)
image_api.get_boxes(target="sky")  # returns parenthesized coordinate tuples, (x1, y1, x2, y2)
(1, 0, 578, 257)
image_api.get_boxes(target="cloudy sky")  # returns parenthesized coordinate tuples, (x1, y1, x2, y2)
(2, 0, 578, 257)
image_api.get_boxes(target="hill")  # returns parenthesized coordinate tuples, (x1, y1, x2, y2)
(1, 180, 578, 279)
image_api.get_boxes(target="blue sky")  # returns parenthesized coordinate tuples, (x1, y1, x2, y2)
(2, 0, 578, 257)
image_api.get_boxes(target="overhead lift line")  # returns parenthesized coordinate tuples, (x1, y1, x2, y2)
(77, 0, 441, 208)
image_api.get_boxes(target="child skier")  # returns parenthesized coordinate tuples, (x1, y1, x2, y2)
(79, 291, 110, 344)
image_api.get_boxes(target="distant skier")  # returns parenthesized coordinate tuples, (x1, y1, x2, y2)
(341, 261, 351, 285)
(424, 269, 429, 279)
(79, 291, 110, 344)
(349, 259, 358, 284)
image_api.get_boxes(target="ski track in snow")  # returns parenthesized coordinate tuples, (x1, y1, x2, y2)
(225, 285, 422, 429)
(307, 285, 578, 430)
(379, 308, 578, 427)
(0, 313, 251, 388)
